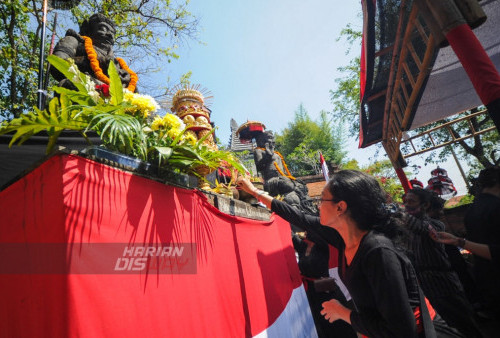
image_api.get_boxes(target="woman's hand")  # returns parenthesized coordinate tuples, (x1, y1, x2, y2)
(431, 231, 459, 245)
(235, 176, 257, 196)
(320, 299, 351, 324)
(432, 231, 492, 259)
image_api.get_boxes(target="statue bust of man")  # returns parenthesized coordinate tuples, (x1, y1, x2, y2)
(253, 130, 318, 216)
(254, 131, 284, 182)
(51, 13, 134, 90)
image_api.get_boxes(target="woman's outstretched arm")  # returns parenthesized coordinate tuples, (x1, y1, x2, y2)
(432, 231, 492, 260)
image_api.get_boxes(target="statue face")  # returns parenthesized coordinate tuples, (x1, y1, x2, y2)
(256, 132, 275, 147)
(91, 22, 115, 46)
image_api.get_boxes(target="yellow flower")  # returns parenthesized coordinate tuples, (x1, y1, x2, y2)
(123, 90, 160, 117)
(167, 127, 182, 140)
(151, 116, 165, 131)
(182, 133, 198, 146)
(162, 113, 184, 130)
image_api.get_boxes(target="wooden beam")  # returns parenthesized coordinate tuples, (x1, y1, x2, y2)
(403, 126, 496, 158)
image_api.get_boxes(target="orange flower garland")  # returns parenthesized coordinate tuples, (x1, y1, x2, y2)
(82, 36, 138, 92)
(256, 147, 296, 180)
(116, 57, 138, 92)
(275, 150, 296, 180)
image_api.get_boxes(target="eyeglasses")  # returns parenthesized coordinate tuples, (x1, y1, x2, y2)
(318, 198, 336, 205)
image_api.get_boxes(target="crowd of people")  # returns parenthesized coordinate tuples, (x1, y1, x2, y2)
(236, 165, 500, 338)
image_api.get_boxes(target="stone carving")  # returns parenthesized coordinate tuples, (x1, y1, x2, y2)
(51, 13, 137, 91)
(254, 131, 284, 182)
(252, 130, 317, 215)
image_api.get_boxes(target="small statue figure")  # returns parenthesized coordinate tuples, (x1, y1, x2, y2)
(253, 130, 317, 215)
(254, 131, 285, 182)
(51, 13, 137, 92)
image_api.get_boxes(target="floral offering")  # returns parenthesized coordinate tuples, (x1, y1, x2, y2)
(0, 55, 244, 181)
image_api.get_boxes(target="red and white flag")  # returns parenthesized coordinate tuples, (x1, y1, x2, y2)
(319, 151, 329, 181)
(0, 153, 317, 338)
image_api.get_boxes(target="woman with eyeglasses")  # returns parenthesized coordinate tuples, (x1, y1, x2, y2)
(237, 170, 436, 337)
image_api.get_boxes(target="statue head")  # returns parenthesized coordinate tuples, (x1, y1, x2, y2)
(80, 14, 116, 46)
(255, 131, 275, 148)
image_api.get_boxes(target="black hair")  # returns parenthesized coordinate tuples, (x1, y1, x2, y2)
(325, 170, 398, 230)
(403, 187, 432, 206)
(326, 170, 409, 249)
(428, 190, 445, 212)
(477, 166, 500, 191)
(326, 170, 386, 230)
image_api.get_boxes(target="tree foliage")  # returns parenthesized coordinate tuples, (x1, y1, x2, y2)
(0, 0, 199, 120)
(330, 24, 362, 138)
(70, 0, 199, 65)
(0, 1, 40, 120)
(275, 104, 346, 177)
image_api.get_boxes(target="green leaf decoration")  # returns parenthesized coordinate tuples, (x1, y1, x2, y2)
(53, 87, 96, 106)
(1, 51, 247, 179)
(88, 112, 143, 157)
(48, 96, 60, 116)
(171, 145, 204, 162)
(76, 101, 131, 117)
(108, 61, 123, 105)
(167, 158, 195, 168)
(47, 55, 89, 95)
(46, 130, 63, 154)
(170, 127, 187, 146)
(0, 103, 89, 154)
(153, 146, 174, 165)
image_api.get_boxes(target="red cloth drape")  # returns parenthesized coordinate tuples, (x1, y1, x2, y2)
(446, 24, 500, 106)
(0, 154, 306, 337)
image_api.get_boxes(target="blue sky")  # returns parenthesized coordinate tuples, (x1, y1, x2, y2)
(163, 0, 361, 146)
(157, 0, 470, 194)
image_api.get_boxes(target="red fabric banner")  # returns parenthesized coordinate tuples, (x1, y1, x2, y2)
(0, 154, 312, 337)
(446, 23, 500, 106)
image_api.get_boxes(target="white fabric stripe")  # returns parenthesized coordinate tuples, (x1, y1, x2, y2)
(253, 286, 318, 338)
(329, 267, 352, 301)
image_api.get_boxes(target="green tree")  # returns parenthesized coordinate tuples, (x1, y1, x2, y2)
(275, 104, 346, 177)
(330, 23, 499, 179)
(0, 0, 199, 120)
(330, 24, 362, 138)
(0, 1, 39, 120)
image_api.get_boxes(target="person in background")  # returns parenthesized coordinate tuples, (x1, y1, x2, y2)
(427, 192, 481, 311)
(237, 170, 436, 337)
(464, 166, 500, 320)
(403, 188, 482, 337)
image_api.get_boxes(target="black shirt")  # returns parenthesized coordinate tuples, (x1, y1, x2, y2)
(271, 199, 421, 337)
(404, 216, 464, 300)
(465, 193, 500, 301)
